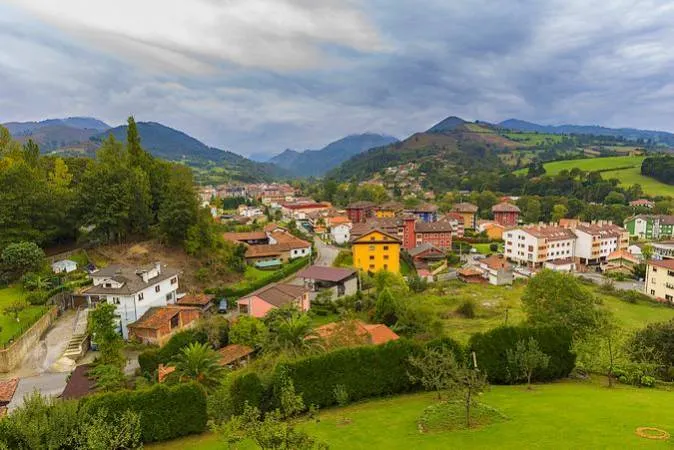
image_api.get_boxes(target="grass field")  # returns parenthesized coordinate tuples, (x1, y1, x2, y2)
(503, 132, 565, 146)
(0, 286, 47, 346)
(515, 156, 674, 197)
(153, 379, 674, 449)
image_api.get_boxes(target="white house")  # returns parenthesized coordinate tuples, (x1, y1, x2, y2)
(238, 205, 263, 218)
(82, 263, 180, 339)
(504, 225, 576, 268)
(573, 222, 629, 265)
(330, 223, 351, 245)
(52, 259, 78, 274)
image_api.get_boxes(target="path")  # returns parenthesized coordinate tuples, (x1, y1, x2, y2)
(574, 272, 644, 292)
(314, 235, 339, 267)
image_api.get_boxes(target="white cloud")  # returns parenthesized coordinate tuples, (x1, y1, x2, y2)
(7, 0, 384, 73)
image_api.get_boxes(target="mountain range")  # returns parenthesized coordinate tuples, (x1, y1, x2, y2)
(498, 119, 674, 145)
(268, 133, 399, 177)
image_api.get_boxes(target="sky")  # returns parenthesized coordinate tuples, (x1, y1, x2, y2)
(3, 0, 674, 157)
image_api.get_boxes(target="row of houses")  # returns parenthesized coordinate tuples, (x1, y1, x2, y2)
(223, 224, 312, 266)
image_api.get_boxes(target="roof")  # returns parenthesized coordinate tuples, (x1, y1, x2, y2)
(282, 202, 330, 210)
(297, 265, 356, 282)
(452, 202, 478, 213)
(520, 226, 577, 241)
(328, 216, 352, 226)
(351, 228, 402, 244)
(347, 201, 377, 209)
(127, 306, 200, 330)
(218, 344, 254, 365)
(82, 264, 179, 296)
(492, 202, 521, 213)
(480, 255, 511, 271)
(316, 320, 399, 346)
(0, 378, 18, 405)
(415, 220, 455, 233)
(559, 218, 580, 228)
(245, 244, 285, 258)
(575, 222, 626, 239)
(53, 259, 77, 267)
(407, 203, 438, 213)
(648, 259, 674, 270)
(239, 282, 309, 308)
(625, 214, 674, 225)
(61, 365, 95, 400)
(408, 243, 444, 257)
(545, 257, 575, 266)
(607, 250, 639, 264)
(630, 199, 655, 206)
(222, 231, 268, 242)
(379, 201, 404, 211)
(350, 218, 401, 239)
(270, 231, 311, 249)
(443, 212, 465, 223)
(177, 294, 214, 307)
(458, 267, 484, 277)
(263, 223, 284, 233)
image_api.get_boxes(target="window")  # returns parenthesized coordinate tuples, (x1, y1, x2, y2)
(104, 283, 112, 288)
(384, 264, 388, 270)
(112, 297, 120, 305)
(166, 293, 173, 302)
(368, 245, 375, 251)
(369, 255, 375, 260)
(170, 277, 177, 285)
(155, 285, 161, 293)
(170, 314, 180, 329)
(369, 264, 375, 270)
(383, 246, 389, 251)
(667, 295, 673, 302)
(138, 292, 144, 301)
(384, 255, 389, 260)
(370, 236, 376, 241)
(651, 289, 655, 295)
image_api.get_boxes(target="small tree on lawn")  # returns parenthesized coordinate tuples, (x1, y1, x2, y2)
(506, 337, 550, 389)
(456, 356, 488, 428)
(3, 300, 28, 322)
(88, 303, 123, 367)
(408, 347, 459, 400)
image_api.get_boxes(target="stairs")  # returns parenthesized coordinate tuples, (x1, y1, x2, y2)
(63, 307, 89, 361)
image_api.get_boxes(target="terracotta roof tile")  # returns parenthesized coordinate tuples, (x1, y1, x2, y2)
(222, 231, 267, 242)
(0, 378, 18, 405)
(177, 294, 214, 307)
(492, 202, 521, 213)
(452, 202, 478, 213)
(218, 344, 254, 365)
(127, 306, 201, 330)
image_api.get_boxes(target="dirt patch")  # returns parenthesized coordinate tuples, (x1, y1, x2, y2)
(88, 240, 240, 292)
(635, 427, 670, 440)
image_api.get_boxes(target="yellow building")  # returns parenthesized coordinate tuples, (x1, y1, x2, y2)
(451, 203, 479, 230)
(645, 259, 674, 302)
(375, 201, 403, 219)
(482, 222, 505, 241)
(352, 229, 401, 273)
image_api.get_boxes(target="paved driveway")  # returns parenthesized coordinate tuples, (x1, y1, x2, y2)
(314, 236, 339, 266)
(575, 272, 644, 292)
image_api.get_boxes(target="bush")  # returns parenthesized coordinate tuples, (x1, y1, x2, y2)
(628, 319, 674, 367)
(25, 291, 47, 306)
(469, 325, 576, 384)
(229, 372, 267, 415)
(425, 336, 465, 363)
(489, 243, 499, 252)
(456, 300, 476, 319)
(138, 329, 208, 374)
(80, 382, 208, 443)
(272, 339, 422, 408)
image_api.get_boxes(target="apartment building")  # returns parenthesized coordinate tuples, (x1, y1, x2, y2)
(504, 225, 576, 268)
(645, 259, 674, 303)
(573, 222, 629, 264)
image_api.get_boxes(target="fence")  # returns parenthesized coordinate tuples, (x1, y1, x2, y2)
(0, 306, 58, 372)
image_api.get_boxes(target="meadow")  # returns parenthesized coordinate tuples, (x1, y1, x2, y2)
(0, 286, 48, 346)
(503, 132, 565, 146)
(153, 379, 674, 449)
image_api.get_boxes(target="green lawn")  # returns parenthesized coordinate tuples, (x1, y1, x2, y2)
(472, 243, 503, 255)
(152, 379, 674, 449)
(602, 166, 674, 197)
(0, 286, 48, 346)
(503, 132, 565, 146)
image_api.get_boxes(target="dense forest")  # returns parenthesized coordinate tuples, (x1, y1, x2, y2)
(0, 118, 244, 275)
(641, 156, 674, 185)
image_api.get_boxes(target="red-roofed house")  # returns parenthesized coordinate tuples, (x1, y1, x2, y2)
(128, 306, 202, 346)
(218, 344, 254, 368)
(296, 265, 358, 298)
(492, 202, 521, 227)
(237, 283, 310, 318)
(0, 378, 18, 416)
(316, 320, 399, 347)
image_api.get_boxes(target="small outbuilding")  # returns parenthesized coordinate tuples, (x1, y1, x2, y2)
(52, 259, 78, 274)
(296, 265, 358, 299)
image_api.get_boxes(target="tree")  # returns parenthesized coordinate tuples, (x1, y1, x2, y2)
(374, 288, 398, 326)
(3, 300, 27, 322)
(408, 347, 460, 399)
(1, 242, 44, 279)
(171, 342, 225, 391)
(521, 270, 601, 340)
(551, 204, 568, 222)
(229, 315, 269, 349)
(87, 364, 126, 392)
(605, 191, 626, 205)
(523, 198, 541, 224)
(88, 303, 123, 366)
(158, 166, 199, 245)
(642, 244, 653, 261)
(506, 337, 550, 389)
(268, 313, 322, 356)
(628, 319, 674, 367)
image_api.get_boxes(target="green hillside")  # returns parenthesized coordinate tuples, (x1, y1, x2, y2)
(520, 156, 674, 197)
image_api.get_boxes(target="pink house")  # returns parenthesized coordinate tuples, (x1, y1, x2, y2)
(237, 283, 310, 318)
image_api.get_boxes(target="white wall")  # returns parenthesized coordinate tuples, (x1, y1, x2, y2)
(331, 225, 351, 244)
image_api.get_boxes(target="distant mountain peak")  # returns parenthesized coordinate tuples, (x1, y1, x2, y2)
(427, 116, 468, 133)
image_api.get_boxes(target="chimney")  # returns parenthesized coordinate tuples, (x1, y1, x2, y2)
(155, 262, 162, 274)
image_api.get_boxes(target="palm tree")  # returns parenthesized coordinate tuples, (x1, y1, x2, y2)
(171, 342, 225, 391)
(269, 313, 323, 355)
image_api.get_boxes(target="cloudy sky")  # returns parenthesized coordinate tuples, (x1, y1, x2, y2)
(3, 0, 674, 157)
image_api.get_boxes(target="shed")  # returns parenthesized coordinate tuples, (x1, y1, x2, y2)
(52, 259, 78, 274)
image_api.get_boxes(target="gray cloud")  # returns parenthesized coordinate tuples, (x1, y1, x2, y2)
(4, 1, 674, 157)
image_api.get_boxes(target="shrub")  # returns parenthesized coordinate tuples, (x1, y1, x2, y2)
(468, 325, 575, 384)
(628, 319, 674, 367)
(138, 329, 208, 374)
(80, 382, 207, 443)
(456, 300, 476, 319)
(229, 372, 267, 415)
(425, 336, 466, 363)
(489, 243, 499, 252)
(25, 291, 47, 306)
(272, 339, 422, 408)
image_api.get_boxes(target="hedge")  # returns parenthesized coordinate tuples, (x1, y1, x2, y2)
(272, 339, 423, 408)
(229, 371, 267, 414)
(80, 383, 207, 443)
(138, 329, 208, 374)
(468, 325, 576, 384)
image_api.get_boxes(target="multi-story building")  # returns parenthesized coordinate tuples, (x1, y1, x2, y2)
(504, 226, 576, 268)
(351, 229, 401, 273)
(451, 203, 479, 230)
(645, 259, 674, 303)
(492, 202, 520, 227)
(443, 213, 465, 238)
(573, 222, 629, 265)
(346, 201, 377, 223)
(404, 203, 439, 223)
(402, 217, 453, 250)
(280, 202, 332, 220)
(375, 201, 404, 218)
(624, 215, 674, 240)
(82, 263, 180, 339)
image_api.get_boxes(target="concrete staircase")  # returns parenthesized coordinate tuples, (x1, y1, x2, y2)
(62, 307, 89, 361)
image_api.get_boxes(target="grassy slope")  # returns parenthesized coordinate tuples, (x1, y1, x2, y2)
(602, 166, 674, 197)
(153, 379, 674, 449)
(503, 132, 565, 146)
(0, 286, 47, 346)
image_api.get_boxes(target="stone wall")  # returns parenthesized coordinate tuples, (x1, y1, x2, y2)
(0, 307, 58, 372)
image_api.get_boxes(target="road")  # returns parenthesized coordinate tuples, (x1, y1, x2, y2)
(574, 272, 644, 292)
(314, 235, 339, 267)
